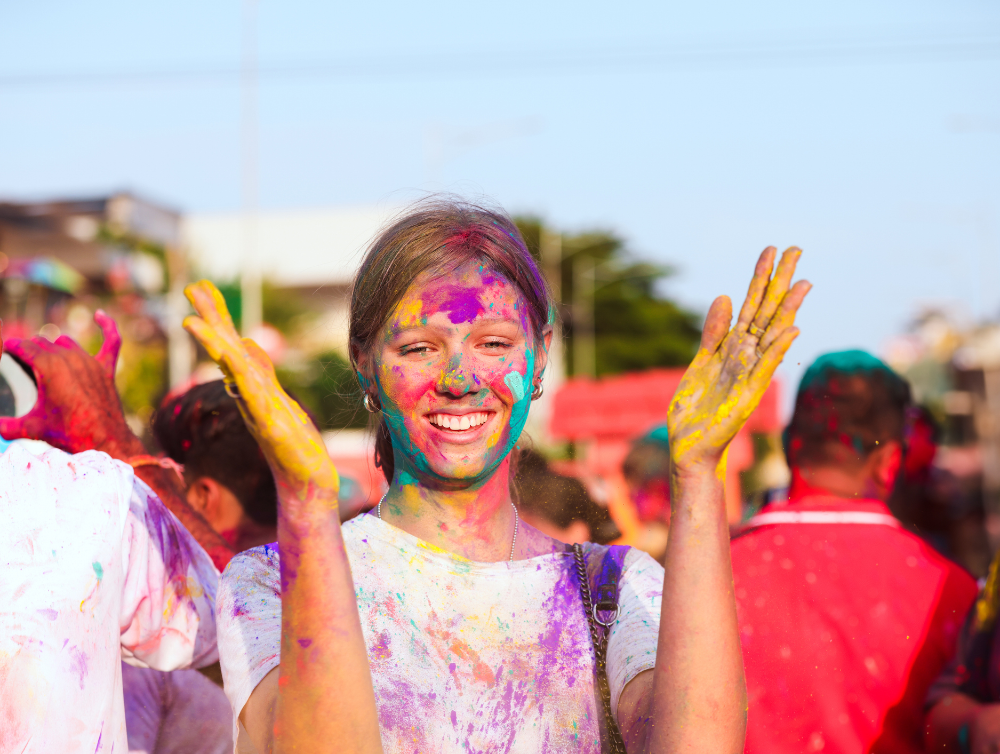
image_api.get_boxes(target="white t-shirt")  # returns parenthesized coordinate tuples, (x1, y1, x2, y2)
(217, 514, 663, 753)
(0, 444, 220, 753)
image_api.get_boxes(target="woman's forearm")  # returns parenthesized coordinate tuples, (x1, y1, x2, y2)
(179, 281, 383, 751)
(274, 471, 382, 754)
(647, 460, 746, 753)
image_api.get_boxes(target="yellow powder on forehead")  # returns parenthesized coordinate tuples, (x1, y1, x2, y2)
(393, 297, 424, 329)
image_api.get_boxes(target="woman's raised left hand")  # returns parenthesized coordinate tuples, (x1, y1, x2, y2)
(667, 246, 810, 474)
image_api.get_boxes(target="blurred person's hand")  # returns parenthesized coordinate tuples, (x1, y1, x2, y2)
(0, 311, 234, 570)
(0, 310, 139, 456)
(667, 247, 810, 477)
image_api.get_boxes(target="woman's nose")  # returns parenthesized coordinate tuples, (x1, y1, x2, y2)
(437, 355, 481, 397)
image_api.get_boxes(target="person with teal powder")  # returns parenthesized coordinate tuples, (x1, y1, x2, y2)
(622, 425, 674, 561)
(185, 198, 810, 753)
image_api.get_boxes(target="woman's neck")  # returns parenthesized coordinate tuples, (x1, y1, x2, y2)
(378, 458, 520, 562)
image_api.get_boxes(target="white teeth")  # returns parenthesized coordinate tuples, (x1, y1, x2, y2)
(430, 412, 488, 430)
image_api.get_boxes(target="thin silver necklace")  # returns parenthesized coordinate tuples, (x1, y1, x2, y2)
(377, 494, 519, 563)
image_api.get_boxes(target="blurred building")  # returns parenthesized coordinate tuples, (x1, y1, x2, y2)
(884, 308, 1000, 562)
(182, 205, 394, 355)
(0, 192, 191, 431)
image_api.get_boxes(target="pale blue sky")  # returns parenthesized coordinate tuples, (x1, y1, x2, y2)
(3, 1, 1000, 405)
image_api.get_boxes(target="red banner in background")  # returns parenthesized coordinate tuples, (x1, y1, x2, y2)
(551, 367, 782, 440)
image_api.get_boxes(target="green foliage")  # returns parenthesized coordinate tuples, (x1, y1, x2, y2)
(594, 272, 702, 374)
(210, 280, 310, 336)
(276, 350, 368, 431)
(514, 217, 701, 377)
(214, 281, 243, 330)
(116, 339, 167, 418)
(262, 281, 310, 334)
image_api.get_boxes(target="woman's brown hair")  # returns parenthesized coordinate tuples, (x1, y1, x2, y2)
(348, 198, 552, 484)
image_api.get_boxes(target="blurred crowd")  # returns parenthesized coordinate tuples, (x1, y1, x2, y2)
(3, 295, 1000, 752)
(32, 343, 1000, 752)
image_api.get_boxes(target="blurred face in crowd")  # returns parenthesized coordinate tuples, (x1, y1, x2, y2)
(631, 478, 672, 525)
(367, 262, 549, 486)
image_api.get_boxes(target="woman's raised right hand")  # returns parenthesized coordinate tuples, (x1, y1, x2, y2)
(183, 280, 338, 502)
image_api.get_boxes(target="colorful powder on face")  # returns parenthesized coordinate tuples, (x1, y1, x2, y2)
(372, 264, 539, 485)
(504, 371, 526, 402)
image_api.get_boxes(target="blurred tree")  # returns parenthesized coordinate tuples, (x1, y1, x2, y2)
(213, 280, 310, 334)
(213, 280, 365, 430)
(515, 218, 702, 377)
(276, 350, 367, 431)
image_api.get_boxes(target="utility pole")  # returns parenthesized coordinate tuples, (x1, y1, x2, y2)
(572, 254, 595, 378)
(240, 0, 262, 335)
(165, 245, 192, 387)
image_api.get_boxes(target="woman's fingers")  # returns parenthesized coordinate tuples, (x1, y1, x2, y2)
(185, 281, 239, 337)
(749, 247, 801, 333)
(696, 296, 733, 362)
(735, 247, 776, 332)
(183, 315, 236, 370)
(183, 280, 254, 379)
(750, 326, 801, 390)
(758, 280, 812, 352)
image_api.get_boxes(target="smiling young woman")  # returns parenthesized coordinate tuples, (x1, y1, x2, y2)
(183, 199, 810, 754)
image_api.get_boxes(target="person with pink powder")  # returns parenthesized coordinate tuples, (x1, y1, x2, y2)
(186, 198, 809, 752)
(0, 314, 227, 753)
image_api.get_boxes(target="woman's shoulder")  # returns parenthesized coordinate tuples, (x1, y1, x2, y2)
(579, 541, 664, 587)
(221, 541, 281, 586)
(220, 516, 378, 584)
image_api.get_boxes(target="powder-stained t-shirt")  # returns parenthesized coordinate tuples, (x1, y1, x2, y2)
(217, 514, 663, 753)
(0, 444, 220, 754)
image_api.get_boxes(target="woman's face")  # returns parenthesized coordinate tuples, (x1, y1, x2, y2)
(367, 262, 547, 486)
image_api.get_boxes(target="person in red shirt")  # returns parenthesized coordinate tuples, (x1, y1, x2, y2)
(733, 350, 977, 753)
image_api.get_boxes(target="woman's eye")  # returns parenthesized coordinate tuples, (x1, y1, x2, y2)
(482, 340, 512, 350)
(400, 345, 432, 356)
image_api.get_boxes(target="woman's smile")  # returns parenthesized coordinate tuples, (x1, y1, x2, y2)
(426, 410, 496, 442)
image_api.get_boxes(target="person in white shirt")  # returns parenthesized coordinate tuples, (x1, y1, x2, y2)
(119, 378, 288, 754)
(0, 312, 229, 754)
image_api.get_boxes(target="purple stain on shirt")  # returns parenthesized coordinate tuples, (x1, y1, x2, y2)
(372, 630, 392, 660)
(449, 662, 456, 673)
(297, 638, 313, 649)
(36, 608, 58, 620)
(68, 645, 89, 690)
(451, 710, 458, 727)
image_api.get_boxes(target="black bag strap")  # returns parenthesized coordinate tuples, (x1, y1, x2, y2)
(573, 543, 628, 754)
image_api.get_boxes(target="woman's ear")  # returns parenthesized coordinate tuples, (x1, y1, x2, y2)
(351, 343, 375, 391)
(534, 326, 554, 381)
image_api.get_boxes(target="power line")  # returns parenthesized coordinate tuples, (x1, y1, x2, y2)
(3, 34, 1000, 89)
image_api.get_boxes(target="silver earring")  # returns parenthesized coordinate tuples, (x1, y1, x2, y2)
(531, 383, 544, 401)
(363, 393, 381, 413)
